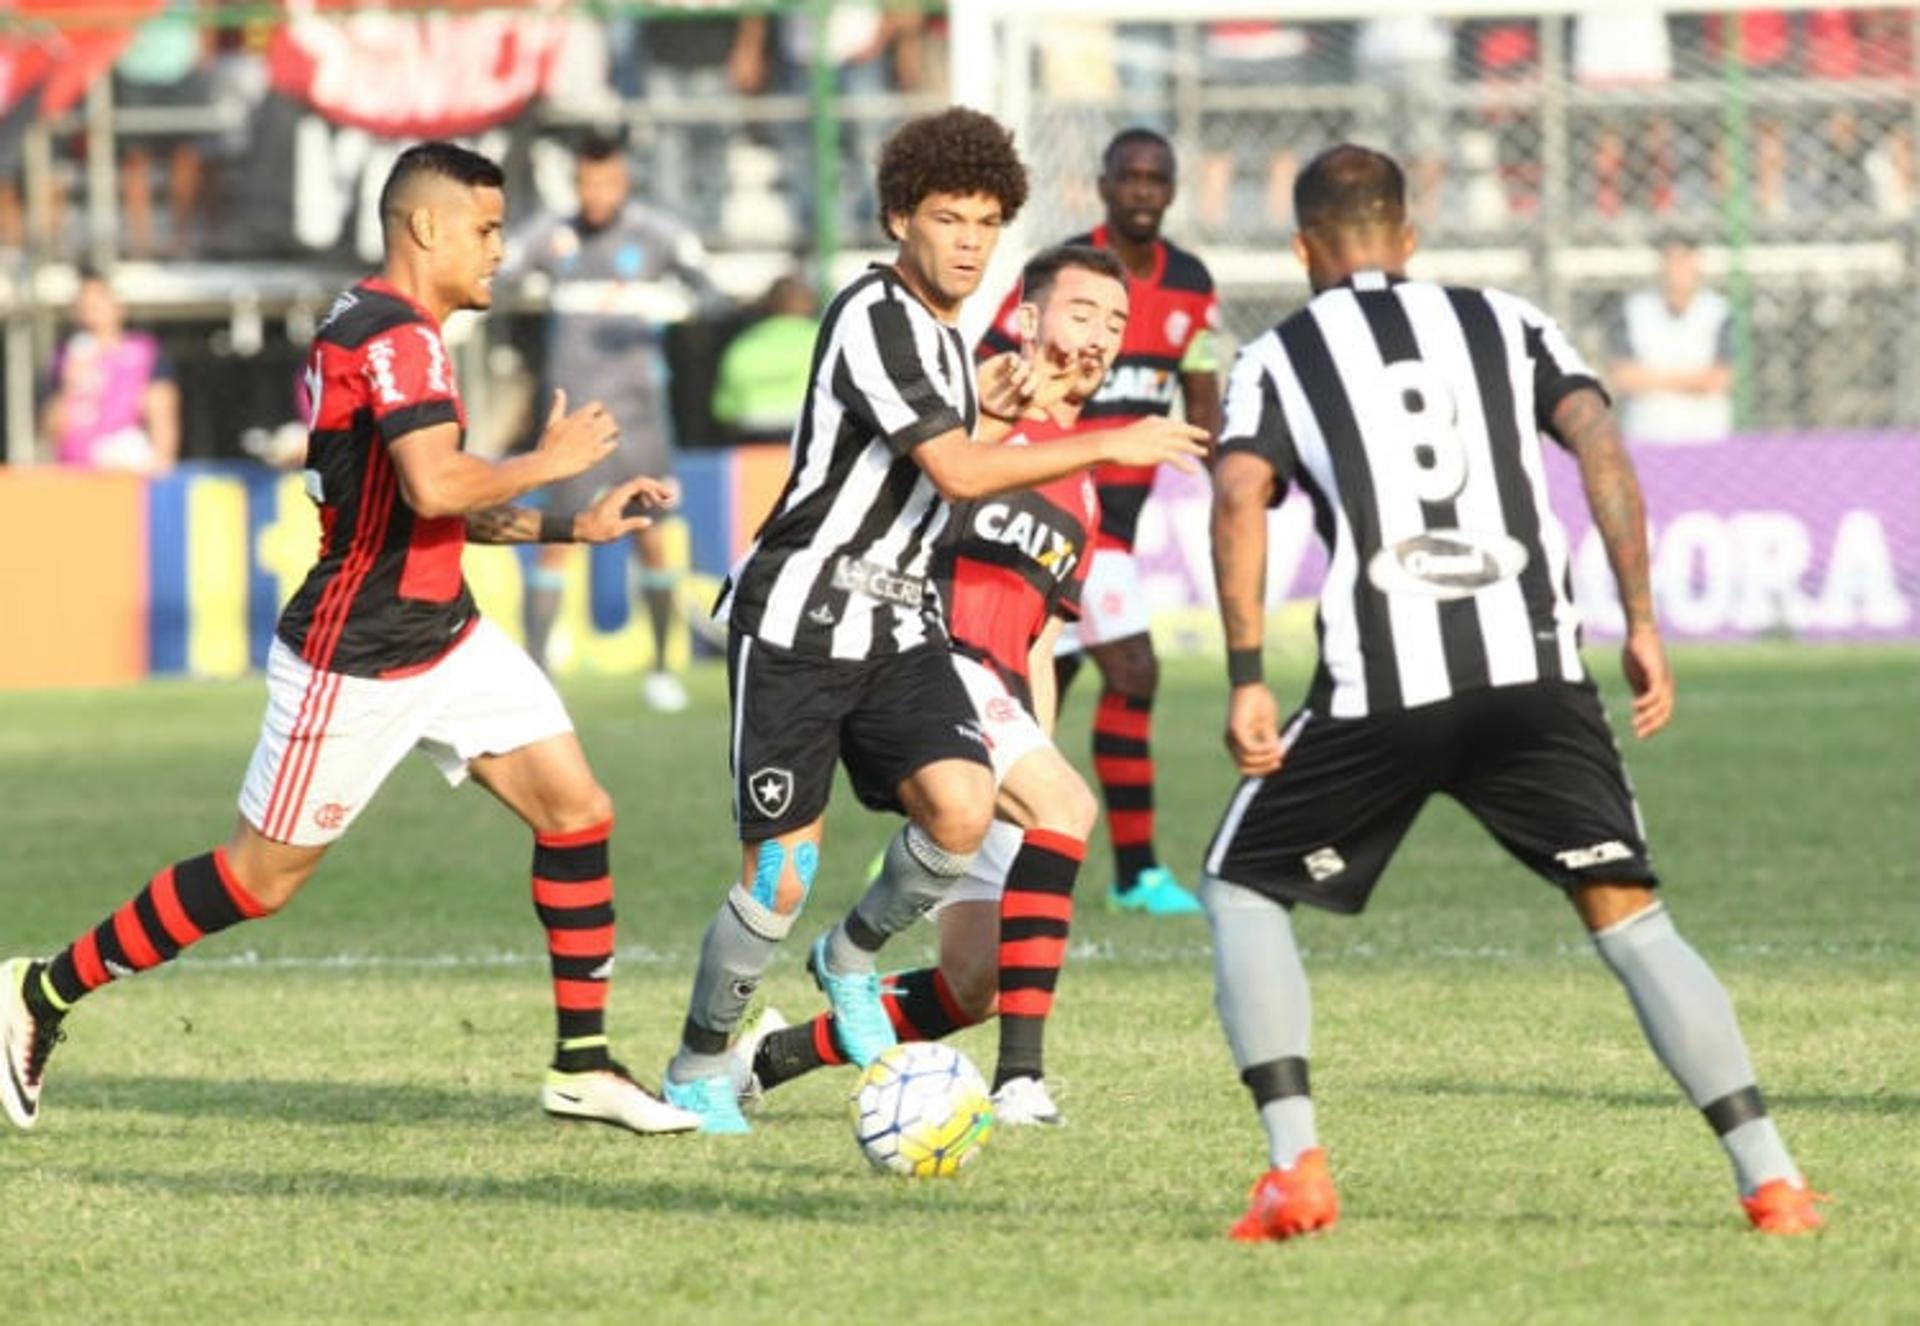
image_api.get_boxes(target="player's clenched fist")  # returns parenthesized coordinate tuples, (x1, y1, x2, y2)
(1104, 416, 1210, 474)
(536, 388, 620, 478)
(1225, 682, 1284, 777)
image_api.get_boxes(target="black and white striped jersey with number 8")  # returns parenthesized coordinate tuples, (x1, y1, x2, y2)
(1218, 269, 1606, 720)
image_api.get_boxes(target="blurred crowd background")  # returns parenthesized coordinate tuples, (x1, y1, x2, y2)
(6, 3, 1920, 467)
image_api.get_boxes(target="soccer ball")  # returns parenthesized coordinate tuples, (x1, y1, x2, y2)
(849, 1042, 995, 1178)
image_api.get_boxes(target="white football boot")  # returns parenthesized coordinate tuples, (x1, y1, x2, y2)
(1, 958, 63, 1131)
(990, 1075, 1065, 1127)
(642, 672, 690, 714)
(728, 1004, 789, 1112)
(542, 1061, 701, 1135)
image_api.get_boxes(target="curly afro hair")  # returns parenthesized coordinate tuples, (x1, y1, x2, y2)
(876, 107, 1029, 237)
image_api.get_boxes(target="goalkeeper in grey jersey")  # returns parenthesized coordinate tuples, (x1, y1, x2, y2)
(507, 132, 721, 710)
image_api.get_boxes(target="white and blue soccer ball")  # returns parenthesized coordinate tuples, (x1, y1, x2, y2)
(849, 1041, 995, 1178)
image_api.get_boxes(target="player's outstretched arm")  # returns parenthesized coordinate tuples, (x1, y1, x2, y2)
(388, 390, 619, 520)
(915, 415, 1207, 503)
(467, 475, 677, 546)
(1551, 385, 1674, 739)
(1212, 450, 1283, 776)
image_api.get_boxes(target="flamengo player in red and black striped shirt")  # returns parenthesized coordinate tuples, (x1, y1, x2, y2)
(1, 143, 701, 1139)
(743, 245, 1131, 1125)
(980, 128, 1223, 917)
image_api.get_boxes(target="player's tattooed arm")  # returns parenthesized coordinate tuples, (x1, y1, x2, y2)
(1553, 386, 1655, 632)
(464, 506, 549, 544)
(468, 476, 673, 546)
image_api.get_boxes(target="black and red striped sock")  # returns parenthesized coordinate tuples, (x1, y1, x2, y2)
(752, 969, 978, 1090)
(532, 820, 616, 1073)
(995, 829, 1084, 1088)
(35, 849, 270, 1015)
(1093, 690, 1158, 885)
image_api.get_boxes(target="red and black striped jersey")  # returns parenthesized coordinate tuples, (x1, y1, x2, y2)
(277, 278, 478, 678)
(934, 416, 1099, 709)
(980, 226, 1220, 551)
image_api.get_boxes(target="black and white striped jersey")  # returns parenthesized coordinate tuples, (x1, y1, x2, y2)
(1219, 269, 1603, 718)
(715, 265, 977, 659)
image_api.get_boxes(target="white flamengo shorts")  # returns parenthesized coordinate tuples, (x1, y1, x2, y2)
(1054, 546, 1149, 656)
(938, 654, 1053, 909)
(238, 618, 573, 847)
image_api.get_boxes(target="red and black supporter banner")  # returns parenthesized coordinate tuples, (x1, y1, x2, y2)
(267, 0, 569, 139)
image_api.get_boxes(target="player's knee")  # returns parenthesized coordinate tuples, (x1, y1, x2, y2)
(1031, 776, 1100, 842)
(549, 784, 616, 835)
(1102, 641, 1158, 700)
(921, 800, 992, 858)
(913, 773, 994, 857)
(1571, 880, 1660, 934)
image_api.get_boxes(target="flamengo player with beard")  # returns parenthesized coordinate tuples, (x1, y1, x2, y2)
(741, 244, 1132, 1126)
(980, 128, 1223, 917)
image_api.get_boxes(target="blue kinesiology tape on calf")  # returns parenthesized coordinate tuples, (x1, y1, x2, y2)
(752, 840, 784, 911)
(794, 840, 819, 891)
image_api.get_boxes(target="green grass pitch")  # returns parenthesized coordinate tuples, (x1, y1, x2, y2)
(2, 647, 1916, 1324)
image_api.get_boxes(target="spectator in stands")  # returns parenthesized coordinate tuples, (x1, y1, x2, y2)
(778, 5, 924, 241)
(41, 266, 181, 472)
(114, 0, 213, 258)
(504, 132, 720, 706)
(639, 10, 769, 237)
(1608, 237, 1734, 445)
(1354, 16, 1451, 220)
(1573, 8, 1676, 218)
(1196, 22, 1342, 239)
(710, 273, 817, 446)
(0, 79, 27, 253)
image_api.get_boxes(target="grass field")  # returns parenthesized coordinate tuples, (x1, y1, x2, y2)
(1, 647, 1916, 1324)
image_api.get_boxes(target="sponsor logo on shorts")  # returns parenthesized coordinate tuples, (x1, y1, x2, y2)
(313, 802, 351, 831)
(1554, 840, 1635, 870)
(984, 695, 1021, 725)
(746, 767, 795, 819)
(1366, 528, 1530, 601)
(830, 556, 924, 609)
(1303, 847, 1347, 882)
(955, 720, 987, 748)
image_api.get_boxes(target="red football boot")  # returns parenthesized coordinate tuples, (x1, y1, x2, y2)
(1229, 1147, 1340, 1243)
(1742, 1178, 1830, 1235)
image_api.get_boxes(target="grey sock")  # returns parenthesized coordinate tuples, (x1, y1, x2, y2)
(669, 884, 794, 1083)
(1203, 875, 1318, 1169)
(825, 824, 973, 974)
(1592, 903, 1799, 1192)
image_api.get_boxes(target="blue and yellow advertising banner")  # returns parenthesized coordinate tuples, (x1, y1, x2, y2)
(0, 447, 786, 691)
